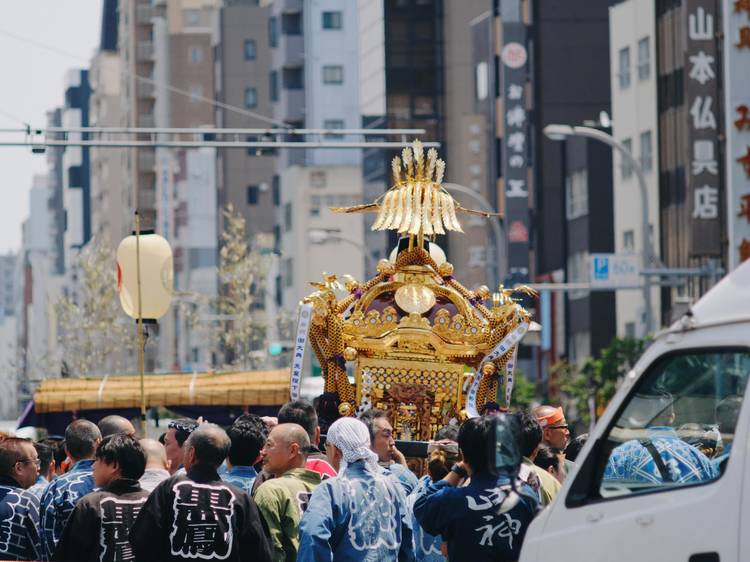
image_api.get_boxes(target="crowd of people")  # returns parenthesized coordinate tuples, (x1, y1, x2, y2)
(5, 396, 721, 562)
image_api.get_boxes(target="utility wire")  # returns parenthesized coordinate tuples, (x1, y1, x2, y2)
(0, 27, 290, 129)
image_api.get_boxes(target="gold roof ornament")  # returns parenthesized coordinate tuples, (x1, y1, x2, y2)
(300, 140, 533, 441)
(330, 140, 499, 236)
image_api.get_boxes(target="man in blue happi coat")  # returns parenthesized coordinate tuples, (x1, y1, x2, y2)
(0, 437, 43, 561)
(40, 420, 101, 560)
(413, 416, 539, 562)
(298, 416, 415, 561)
(603, 392, 717, 485)
(220, 415, 266, 495)
(359, 409, 418, 495)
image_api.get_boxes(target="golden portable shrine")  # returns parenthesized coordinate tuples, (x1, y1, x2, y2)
(294, 140, 535, 441)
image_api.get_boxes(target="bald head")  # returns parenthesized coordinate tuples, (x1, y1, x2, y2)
(184, 424, 230, 469)
(271, 423, 311, 451)
(140, 438, 168, 470)
(98, 416, 136, 438)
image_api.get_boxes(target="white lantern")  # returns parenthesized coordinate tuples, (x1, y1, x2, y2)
(116, 232, 174, 321)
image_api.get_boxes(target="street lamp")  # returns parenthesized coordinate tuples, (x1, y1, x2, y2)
(442, 183, 506, 290)
(308, 228, 376, 276)
(543, 123, 655, 334)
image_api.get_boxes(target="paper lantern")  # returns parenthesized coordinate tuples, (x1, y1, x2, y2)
(116, 231, 173, 321)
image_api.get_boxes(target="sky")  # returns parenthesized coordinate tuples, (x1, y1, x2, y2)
(0, 1, 102, 254)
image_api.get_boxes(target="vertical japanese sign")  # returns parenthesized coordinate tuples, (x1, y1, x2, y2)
(156, 149, 173, 240)
(725, 0, 750, 268)
(686, 0, 721, 256)
(501, 0, 530, 283)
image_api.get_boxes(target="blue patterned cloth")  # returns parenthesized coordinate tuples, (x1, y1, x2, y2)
(603, 427, 718, 485)
(298, 459, 415, 562)
(220, 465, 257, 497)
(0, 477, 42, 560)
(407, 476, 444, 562)
(40, 459, 96, 560)
(413, 472, 538, 562)
(27, 475, 48, 502)
(384, 463, 419, 496)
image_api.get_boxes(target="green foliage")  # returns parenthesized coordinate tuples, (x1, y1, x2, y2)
(510, 369, 536, 410)
(555, 337, 647, 425)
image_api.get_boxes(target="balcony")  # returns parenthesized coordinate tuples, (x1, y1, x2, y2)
(138, 149, 156, 171)
(136, 81, 155, 99)
(135, 5, 153, 25)
(136, 41, 154, 62)
(139, 114, 155, 128)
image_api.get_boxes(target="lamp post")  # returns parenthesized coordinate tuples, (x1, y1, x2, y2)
(543, 124, 655, 335)
(442, 182, 506, 289)
(308, 228, 376, 276)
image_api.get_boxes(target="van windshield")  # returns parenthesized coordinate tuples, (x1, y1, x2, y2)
(597, 349, 749, 499)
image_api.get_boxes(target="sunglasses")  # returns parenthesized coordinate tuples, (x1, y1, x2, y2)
(18, 458, 41, 467)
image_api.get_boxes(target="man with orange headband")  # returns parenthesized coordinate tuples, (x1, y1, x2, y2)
(533, 405, 575, 474)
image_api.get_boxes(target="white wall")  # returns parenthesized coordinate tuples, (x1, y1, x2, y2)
(609, 0, 661, 337)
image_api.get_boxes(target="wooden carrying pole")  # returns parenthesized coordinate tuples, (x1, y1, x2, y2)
(135, 212, 146, 435)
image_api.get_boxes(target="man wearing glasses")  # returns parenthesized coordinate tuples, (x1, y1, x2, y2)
(534, 406, 575, 475)
(0, 437, 43, 560)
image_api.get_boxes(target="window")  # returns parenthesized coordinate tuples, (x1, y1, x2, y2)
(272, 175, 280, 206)
(270, 71, 278, 101)
(309, 194, 322, 217)
(638, 37, 650, 80)
(283, 258, 293, 288)
(322, 11, 342, 29)
(310, 170, 327, 188)
(621, 138, 633, 179)
(244, 40, 256, 60)
(582, 350, 750, 502)
(189, 46, 203, 64)
(244, 87, 258, 108)
(566, 170, 588, 219)
(640, 130, 653, 172)
(246, 135, 276, 157)
(269, 17, 278, 48)
(283, 67, 303, 89)
(247, 185, 259, 205)
(323, 119, 345, 138)
(618, 46, 631, 89)
(322, 65, 344, 84)
(476, 61, 489, 101)
(282, 12, 302, 35)
(567, 251, 589, 300)
(624, 322, 636, 338)
(284, 202, 293, 232)
(623, 229, 635, 252)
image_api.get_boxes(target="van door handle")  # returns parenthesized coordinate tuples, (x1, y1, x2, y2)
(688, 553, 719, 562)
(635, 514, 654, 526)
(585, 511, 603, 523)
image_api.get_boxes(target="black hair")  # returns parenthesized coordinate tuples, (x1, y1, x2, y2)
(564, 434, 588, 462)
(0, 438, 33, 477)
(65, 420, 102, 460)
(435, 424, 459, 442)
(186, 425, 231, 468)
(457, 416, 494, 475)
(316, 392, 341, 434)
(95, 434, 147, 480)
(41, 438, 67, 471)
(168, 418, 198, 447)
(278, 400, 318, 442)
(358, 409, 388, 442)
(34, 442, 53, 472)
(227, 419, 266, 467)
(516, 410, 542, 458)
(158, 432, 166, 445)
(533, 444, 560, 473)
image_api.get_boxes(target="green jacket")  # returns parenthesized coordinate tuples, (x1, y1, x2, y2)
(254, 468, 322, 562)
(521, 457, 562, 506)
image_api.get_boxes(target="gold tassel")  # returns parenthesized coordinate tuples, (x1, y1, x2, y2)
(388, 188, 406, 229)
(426, 148, 438, 180)
(422, 186, 434, 235)
(391, 156, 402, 185)
(436, 159, 445, 184)
(440, 192, 454, 231)
(433, 188, 445, 235)
(413, 140, 424, 178)
(398, 185, 413, 233)
(409, 182, 423, 235)
(446, 193, 463, 232)
(371, 193, 390, 230)
(402, 147, 414, 180)
(378, 190, 397, 230)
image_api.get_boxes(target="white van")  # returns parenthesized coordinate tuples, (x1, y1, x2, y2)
(520, 260, 750, 562)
